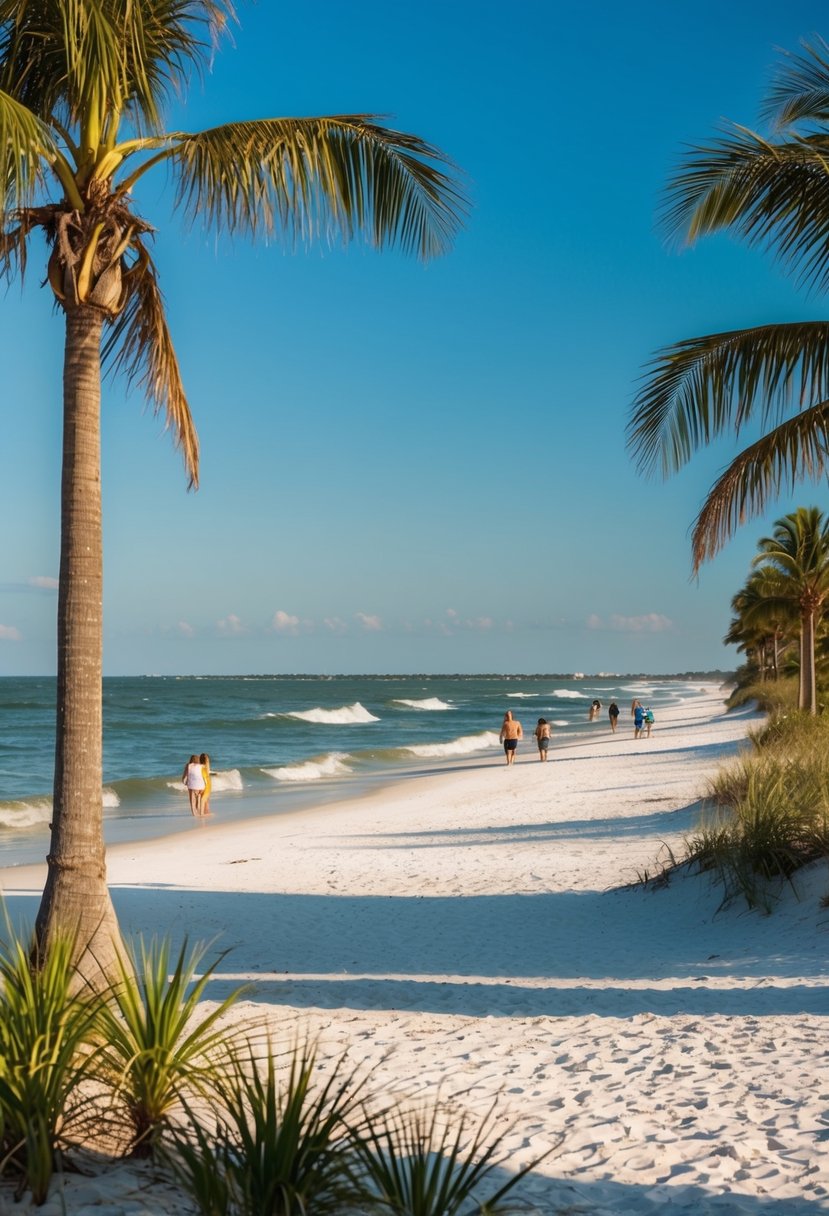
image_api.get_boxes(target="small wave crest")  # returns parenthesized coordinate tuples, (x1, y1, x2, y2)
(506, 692, 538, 698)
(103, 787, 120, 808)
(553, 689, 586, 699)
(0, 799, 52, 830)
(406, 730, 500, 759)
(392, 698, 453, 711)
(263, 752, 352, 782)
(211, 769, 243, 792)
(286, 702, 380, 725)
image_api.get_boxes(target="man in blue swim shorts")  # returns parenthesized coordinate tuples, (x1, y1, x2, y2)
(499, 710, 523, 765)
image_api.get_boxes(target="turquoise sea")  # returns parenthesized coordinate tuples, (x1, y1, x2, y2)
(0, 674, 713, 866)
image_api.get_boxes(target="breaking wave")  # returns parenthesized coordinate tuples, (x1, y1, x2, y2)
(263, 752, 352, 782)
(553, 689, 587, 699)
(285, 702, 380, 725)
(392, 698, 453, 711)
(406, 730, 500, 759)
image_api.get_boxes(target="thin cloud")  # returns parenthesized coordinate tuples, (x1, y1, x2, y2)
(323, 616, 348, 634)
(272, 610, 301, 634)
(217, 613, 246, 636)
(178, 621, 195, 638)
(355, 612, 383, 632)
(28, 576, 58, 590)
(587, 613, 673, 633)
(0, 623, 22, 641)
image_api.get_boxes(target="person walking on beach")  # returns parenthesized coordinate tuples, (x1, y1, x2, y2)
(199, 752, 212, 815)
(608, 702, 620, 733)
(534, 717, 552, 761)
(589, 698, 601, 722)
(644, 707, 655, 738)
(182, 754, 206, 816)
(500, 711, 523, 764)
(632, 701, 645, 739)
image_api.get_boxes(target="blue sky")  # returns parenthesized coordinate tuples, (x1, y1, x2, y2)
(2, 0, 828, 676)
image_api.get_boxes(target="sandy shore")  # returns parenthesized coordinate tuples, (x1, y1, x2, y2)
(1, 686, 828, 1214)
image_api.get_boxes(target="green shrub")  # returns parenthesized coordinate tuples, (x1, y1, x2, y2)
(355, 1098, 548, 1216)
(167, 1042, 366, 1216)
(98, 937, 248, 1158)
(0, 927, 105, 1203)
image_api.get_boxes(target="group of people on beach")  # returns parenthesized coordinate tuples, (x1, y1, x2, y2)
(181, 753, 212, 816)
(500, 697, 655, 763)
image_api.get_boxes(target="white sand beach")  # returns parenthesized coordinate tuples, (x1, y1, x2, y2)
(1, 686, 828, 1214)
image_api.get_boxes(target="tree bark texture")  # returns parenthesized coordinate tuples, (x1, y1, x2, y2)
(799, 608, 817, 715)
(35, 306, 123, 983)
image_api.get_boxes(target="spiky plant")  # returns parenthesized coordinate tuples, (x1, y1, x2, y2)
(97, 937, 248, 1157)
(0, 925, 106, 1203)
(167, 1041, 367, 1215)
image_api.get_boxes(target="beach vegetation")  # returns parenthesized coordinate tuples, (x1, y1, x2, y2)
(0, 927, 106, 1203)
(628, 38, 829, 575)
(167, 1042, 367, 1216)
(0, 921, 543, 1211)
(682, 708, 829, 910)
(0, 1, 467, 982)
(353, 1097, 547, 1216)
(98, 937, 249, 1158)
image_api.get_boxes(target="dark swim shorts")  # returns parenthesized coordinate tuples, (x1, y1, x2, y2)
(504, 738, 518, 751)
(538, 738, 549, 750)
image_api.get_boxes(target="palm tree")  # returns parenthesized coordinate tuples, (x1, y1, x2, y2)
(627, 37, 829, 571)
(725, 565, 797, 683)
(752, 507, 829, 712)
(0, 1, 466, 980)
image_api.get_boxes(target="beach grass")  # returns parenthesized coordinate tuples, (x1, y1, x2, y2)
(682, 692, 829, 910)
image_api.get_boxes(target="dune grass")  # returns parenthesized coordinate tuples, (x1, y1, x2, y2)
(683, 695, 829, 911)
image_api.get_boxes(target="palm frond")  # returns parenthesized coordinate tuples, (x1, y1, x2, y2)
(102, 239, 199, 487)
(762, 37, 829, 128)
(629, 321, 829, 478)
(690, 403, 829, 569)
(111, 0, 236, 137)
(163, 115, 467, 258)
(0, 1, 234, 138)
(662, 126, 829, 293)
(0, 88, 54, 209)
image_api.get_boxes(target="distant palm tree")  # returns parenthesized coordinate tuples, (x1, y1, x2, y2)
(752, 507, 829, 712)
(0, 1, 466, 979)
(725, 565, 797, 683)
(627, 38, 829, 571)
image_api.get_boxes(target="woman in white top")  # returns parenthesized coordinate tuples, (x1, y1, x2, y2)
(181, 754, 206, 816)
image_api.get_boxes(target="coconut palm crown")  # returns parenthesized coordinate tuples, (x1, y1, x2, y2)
(627, 37, 829, 571)
(0, 0, 467, 979)
(752, 507, 829, 713)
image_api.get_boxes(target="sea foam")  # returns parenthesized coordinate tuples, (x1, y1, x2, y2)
(506, 692, 539, 698)
(0, 799, 52, 830)
(392, 698, 453, 711)
(553, 689, 587, 699)
(264, 753, 352, 782)
(286, 702, 380, 725)
(406, 730, 500, 758)
(211, 769, 243, 792)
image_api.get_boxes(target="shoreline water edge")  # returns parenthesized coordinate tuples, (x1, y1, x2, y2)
(0, 674, 725, 867)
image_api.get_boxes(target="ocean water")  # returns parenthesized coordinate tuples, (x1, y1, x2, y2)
(0, 675, 711, 866)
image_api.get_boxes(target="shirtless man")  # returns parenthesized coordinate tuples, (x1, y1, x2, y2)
(499, 710, 523, 765)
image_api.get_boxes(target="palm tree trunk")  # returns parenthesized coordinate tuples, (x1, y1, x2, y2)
(799, 608, 817, 714)
(35, 306, 123, 984)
